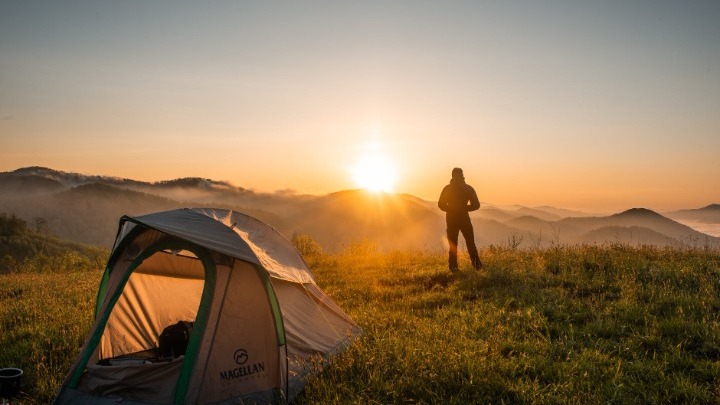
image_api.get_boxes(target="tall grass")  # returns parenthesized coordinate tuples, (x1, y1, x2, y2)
(1, 244, 718, 403)
(299, 244, 720, 404)
(0, 252, 102, 404)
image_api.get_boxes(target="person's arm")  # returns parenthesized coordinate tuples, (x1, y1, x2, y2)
(438, 187, 449, 212)
(467, 186, 480, 211)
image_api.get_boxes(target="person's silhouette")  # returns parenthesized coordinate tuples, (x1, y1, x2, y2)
(438, 167, 482, 271)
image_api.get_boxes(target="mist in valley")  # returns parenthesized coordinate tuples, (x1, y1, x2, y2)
(1, 167, 719, 252)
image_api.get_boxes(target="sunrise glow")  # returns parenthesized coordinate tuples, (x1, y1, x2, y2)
(1, 3, 718, 211)
(351, 154, 397, 193)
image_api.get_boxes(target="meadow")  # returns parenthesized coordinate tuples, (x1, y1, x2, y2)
(1, 242, 719, 404)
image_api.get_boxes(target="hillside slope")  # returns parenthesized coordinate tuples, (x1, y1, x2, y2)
(1, 167, 718, 250)
(0, 213, 101, 272)
(667, 204, 720, 224)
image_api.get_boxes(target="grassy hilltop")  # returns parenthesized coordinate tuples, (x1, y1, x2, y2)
(1, 241, 719, 404)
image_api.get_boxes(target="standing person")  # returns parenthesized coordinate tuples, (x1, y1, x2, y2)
(438, 167, 482, 271)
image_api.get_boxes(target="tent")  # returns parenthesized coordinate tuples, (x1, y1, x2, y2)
(53, 208, 361, 404)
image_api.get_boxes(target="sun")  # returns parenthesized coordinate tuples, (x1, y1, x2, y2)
(350, 154, 397, 193)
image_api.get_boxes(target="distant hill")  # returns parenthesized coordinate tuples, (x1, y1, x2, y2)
(0, 181, 287, 248)
(475, 205, 594, 223)
(532, 206, 595, 218)
(154, 177, 239, 190)
(1, 166, 718, 250)
(475, 207, 517, 222)
(580, 226, 677, 247)
(0, 213, 99, 272)
(4, 183, 184, 246)
(608, 208, 711, 243)
(471, 218, 527, 247)
(471, 207, 720, 248)
(512, 207, 563, 222)
(500, 215, 584, 246)
(506, 215, 555, 231)
(10, 166, 148, 189)
(666, 204, 720, 224)
(5, 166, 294, 203)
(287, 189, 445, 251)
(0, 173, 65, 196)
(559, 208, 718, 246)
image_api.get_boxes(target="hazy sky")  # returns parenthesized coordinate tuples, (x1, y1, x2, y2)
(1, 1, 719, 212)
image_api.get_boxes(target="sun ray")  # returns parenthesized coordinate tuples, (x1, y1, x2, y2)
(351, 154, 397, 193)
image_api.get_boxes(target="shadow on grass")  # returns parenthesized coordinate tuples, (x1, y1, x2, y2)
(379, 268, 457, 291)
(455, 261, 530, 303)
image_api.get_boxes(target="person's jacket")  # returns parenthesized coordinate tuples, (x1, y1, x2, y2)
(438, 178, 480, 218)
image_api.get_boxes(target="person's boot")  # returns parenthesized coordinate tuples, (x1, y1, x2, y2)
(449, 251, 459, 272)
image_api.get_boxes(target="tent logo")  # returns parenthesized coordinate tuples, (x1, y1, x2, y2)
(234, 349, 249, 365)
(220, 349, 266, 382)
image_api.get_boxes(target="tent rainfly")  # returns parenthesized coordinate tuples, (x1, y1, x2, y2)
(53, 208, 361, 404)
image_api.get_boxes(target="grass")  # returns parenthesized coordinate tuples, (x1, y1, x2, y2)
(1, 244, 719, 403)
(298, 243, 720, 404)
(0, 253, 101, 404)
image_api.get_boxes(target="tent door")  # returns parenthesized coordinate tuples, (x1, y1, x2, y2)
(68, 240, 216, 404)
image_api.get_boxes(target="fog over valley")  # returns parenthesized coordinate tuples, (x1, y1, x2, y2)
(1, 167, 718, 251)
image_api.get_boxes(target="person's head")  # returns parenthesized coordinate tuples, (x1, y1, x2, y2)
(451, 167, 464, 179)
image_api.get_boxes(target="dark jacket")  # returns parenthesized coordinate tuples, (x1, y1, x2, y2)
(438, 178, 480, 218)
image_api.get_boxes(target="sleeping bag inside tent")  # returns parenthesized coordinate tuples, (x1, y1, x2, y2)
(53, 208, 361, 404)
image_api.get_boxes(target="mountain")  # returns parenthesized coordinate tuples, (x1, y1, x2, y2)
(6, 183, 183, 246)
(502, 215, 577, 246)
(512, 207, 563, 222)
(0, 212, 99, 272)
(580, 226, 677, 247)
(559, 208, 719, 247)
(287, 189, 445, 251)
(0, 172, 65, 196)
(474, 205, 596, 223)
(3, 166, 316, 213)
(666, 204, 720, 224)
(475, 207, 517, 222)
(471, 218, 528, 247)
(505, 215, 556, 234)
(10, 166, 148, 189)
(1, 167, 718, 251)
(532, 206, 594, 218)
(0, 181, 291, 247)
(470, 207, 720, 248)
(608, 208, 710, 242)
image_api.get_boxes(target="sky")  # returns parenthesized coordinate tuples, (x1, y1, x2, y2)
(1, 1, 719, 212)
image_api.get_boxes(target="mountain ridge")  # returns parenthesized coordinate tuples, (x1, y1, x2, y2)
(1, 167, 718, 250)
(666, 204, 720, 224)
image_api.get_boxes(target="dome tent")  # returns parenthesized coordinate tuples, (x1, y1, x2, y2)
(53, 208, 361, 404)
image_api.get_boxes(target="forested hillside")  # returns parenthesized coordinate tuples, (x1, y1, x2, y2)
(0, 213, 106, 272)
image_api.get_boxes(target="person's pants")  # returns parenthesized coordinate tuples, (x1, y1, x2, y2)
(447, 215, 480, 269)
